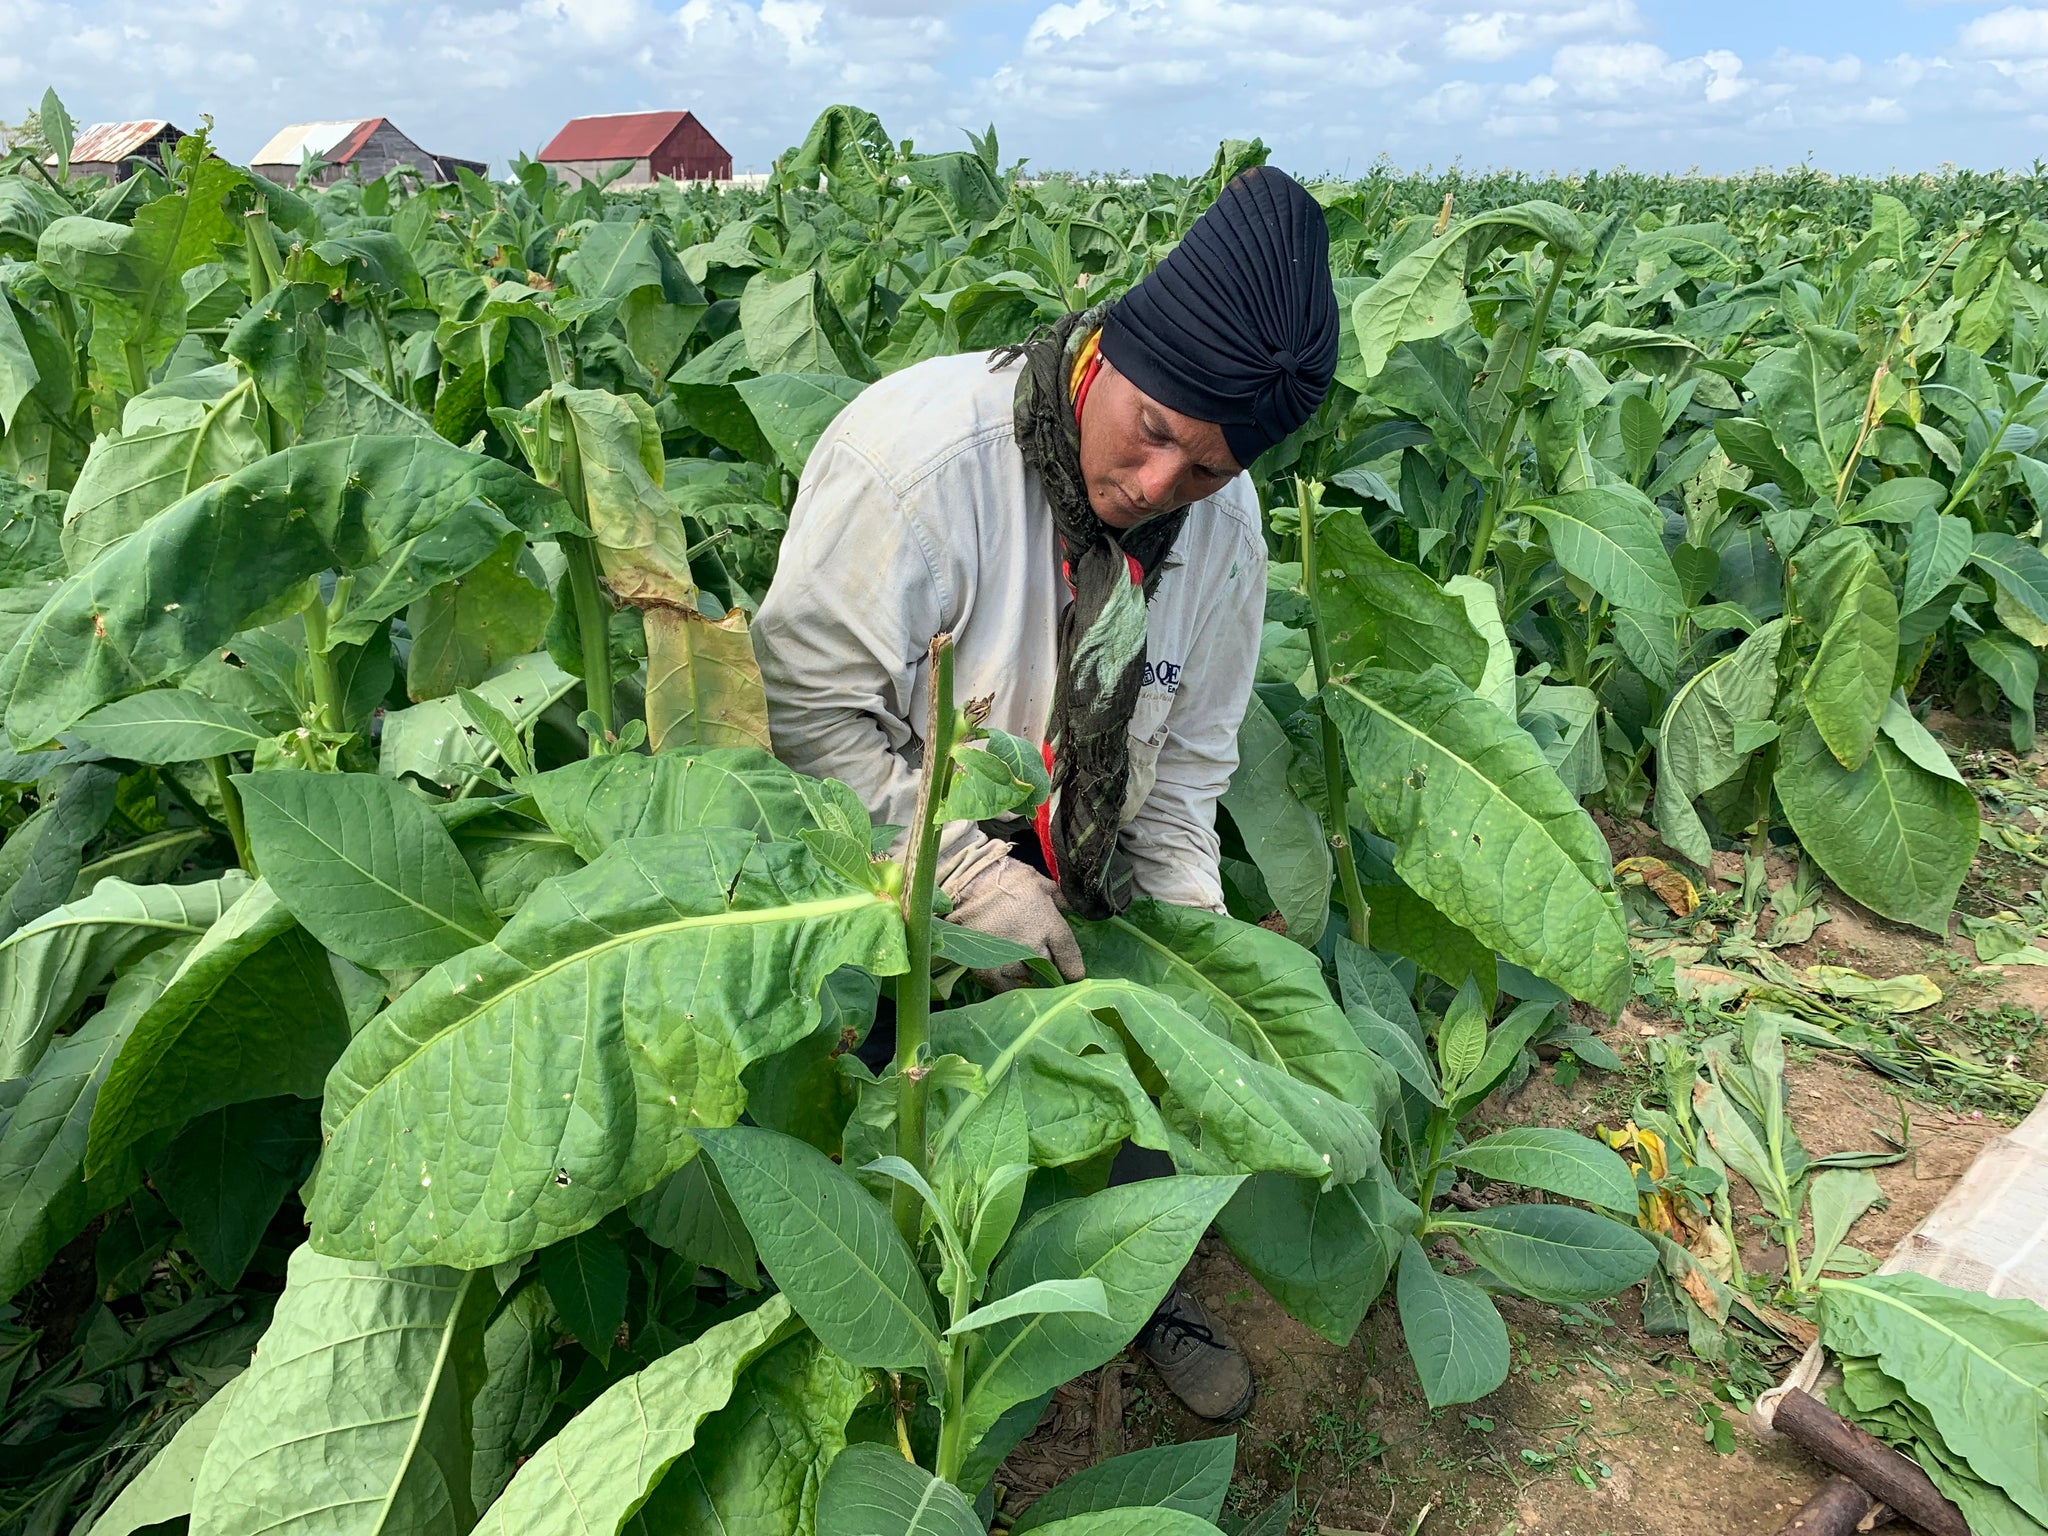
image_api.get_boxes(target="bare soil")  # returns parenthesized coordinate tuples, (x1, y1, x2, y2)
(997, 721, 2047, 1535)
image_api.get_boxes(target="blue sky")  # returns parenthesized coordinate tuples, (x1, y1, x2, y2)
(3, 0, 2045, 178)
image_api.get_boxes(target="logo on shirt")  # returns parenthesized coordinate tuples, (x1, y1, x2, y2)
(1143, 659, 1183, 693)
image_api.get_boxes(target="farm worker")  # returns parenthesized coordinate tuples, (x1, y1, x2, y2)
(753, 165, 1339, 1422)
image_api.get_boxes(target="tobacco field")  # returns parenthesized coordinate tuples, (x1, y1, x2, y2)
(2, 91, 2047, 1536)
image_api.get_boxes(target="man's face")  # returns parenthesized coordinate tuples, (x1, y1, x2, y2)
(1078, 358, 1242, 530)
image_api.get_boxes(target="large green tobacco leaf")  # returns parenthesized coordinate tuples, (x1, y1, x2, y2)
(0, 870, 245, 1078)
(1311, 510, 1488, 687)
(1213, 1166, 1419, 1346)
(1794, 527, 1897, 771)
(87, 1374, 245, 1536)
(559, 218, 706, 381)
(535, 1228, 629, 1364)
(149, 1097, 318, 1287)
(1444, 573, 1518, 717)
(628, 1328, 867, 1536)
(1897, 512, 1973, 620)
(1395, 1236, 1509, 1408)
(380, 652, 579, 792)
(61, 366, 265, 570)
(3, 436, 567, 745)
(1009, 1438, 1235, 1534)
(1334, 949, 1438, 1104)
(1715, 417, 1812, 506)
(0, 473, 63, 586)
(697, 1126, 941, 1375)
(37, 155, 243, 388)
(739, 270, 875, 381)
(1745, 324, 1873, 501)
(476, 1294, 794, 1536)
(963, 1176, 1241, 1443)
(1449, 1128, 1636, 1212)
(1326, 668, 1628, 1012)
(190, 1245, 491, 1536)
(742, 964, 878, 1159)
(814, 1445, 981, 1536)
(1819, 1271, 2048, 1524)
(1359, 879, 1497, 994)
(734, 371, 865, 477)
(0, 759, 119, 942)
(1221, 691, 1329, 945)
(1651, 619, 1785, 865)
(1075, 900, 1392, 1110)
(0, 945, 184, 1296)
(931, 985, 1169, 1170)
(0, 294, 38, 432)
(73, 689, 269, 763)
(1807, 1168, 1882, 1279)
(1520, 485, 1684, 617)
(226, 282, 330, 433)
(1775, 712, 1977, 932)
(1090, 980, 1382, 1184)
(470, 1283, 560, 1512)
(630, 1152, 760, 1284)
(1349, 228, 1471, 383)
(1967, 629, 2039, 753)
(1376, 338, 1489, 476)
(1970, 531, 2048, 627)
(86, 880, 347, 1177)
(405, 532, 552, 701)
(1431, 1204, 1656, 1303)
(236, 769, 501, 970)
(939, 979, 1376, 1186)
(311, 830, 904, 1268)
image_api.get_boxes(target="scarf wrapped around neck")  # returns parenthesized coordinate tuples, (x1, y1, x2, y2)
(993, 304, 1186, 919)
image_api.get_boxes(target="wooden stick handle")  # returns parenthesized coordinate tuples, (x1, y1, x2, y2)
(1774, 1474, 1892, 1536)
(1773, 1389, 1968, 1536)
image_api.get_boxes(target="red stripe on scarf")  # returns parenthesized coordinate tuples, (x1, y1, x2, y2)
(1035, 739, 1060, 880)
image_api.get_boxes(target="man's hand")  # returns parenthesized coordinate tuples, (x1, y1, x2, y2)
(943, 851, 1086, 992)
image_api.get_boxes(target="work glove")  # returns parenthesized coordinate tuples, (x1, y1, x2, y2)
(941, 845, 1086, 992)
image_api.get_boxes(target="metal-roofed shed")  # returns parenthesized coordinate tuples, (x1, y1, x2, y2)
(249, 118, 479, 186)
(537, 111, 731, 188)
(55, 121, 185, 180)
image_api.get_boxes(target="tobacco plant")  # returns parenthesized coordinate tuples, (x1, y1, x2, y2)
(1, 87, 2044, 1536)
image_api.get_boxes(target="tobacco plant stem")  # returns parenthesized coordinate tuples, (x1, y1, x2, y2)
(370, 300, 399, 397)
(935, 1320, 972, 1482)
(892, 634, 958, 1246)
(123, 340, 150, 403)
(209, 757, 254, 873)
(556, 423, 616, 748)
(1297, 483, 1369, 949)
(243, 208, 284, 297)
(300, 594, 344, 737)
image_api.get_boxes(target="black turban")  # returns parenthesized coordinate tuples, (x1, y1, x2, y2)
(1100, 164, 1338, 468)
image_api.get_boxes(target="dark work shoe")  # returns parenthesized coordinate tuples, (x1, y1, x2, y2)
(1138, 1283, 1254, 1422)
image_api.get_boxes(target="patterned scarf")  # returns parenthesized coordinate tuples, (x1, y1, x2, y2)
(993, 305, 1187, 919)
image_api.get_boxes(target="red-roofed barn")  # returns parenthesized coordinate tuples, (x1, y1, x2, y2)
(537, 112, 731, 188)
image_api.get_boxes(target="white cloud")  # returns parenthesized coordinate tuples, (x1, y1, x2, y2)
(1959, 5, 2048, 55)
(1440, 2, 1637, 63)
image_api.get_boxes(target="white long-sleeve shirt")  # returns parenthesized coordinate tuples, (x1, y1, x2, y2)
(751, 349, 1266, 911)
